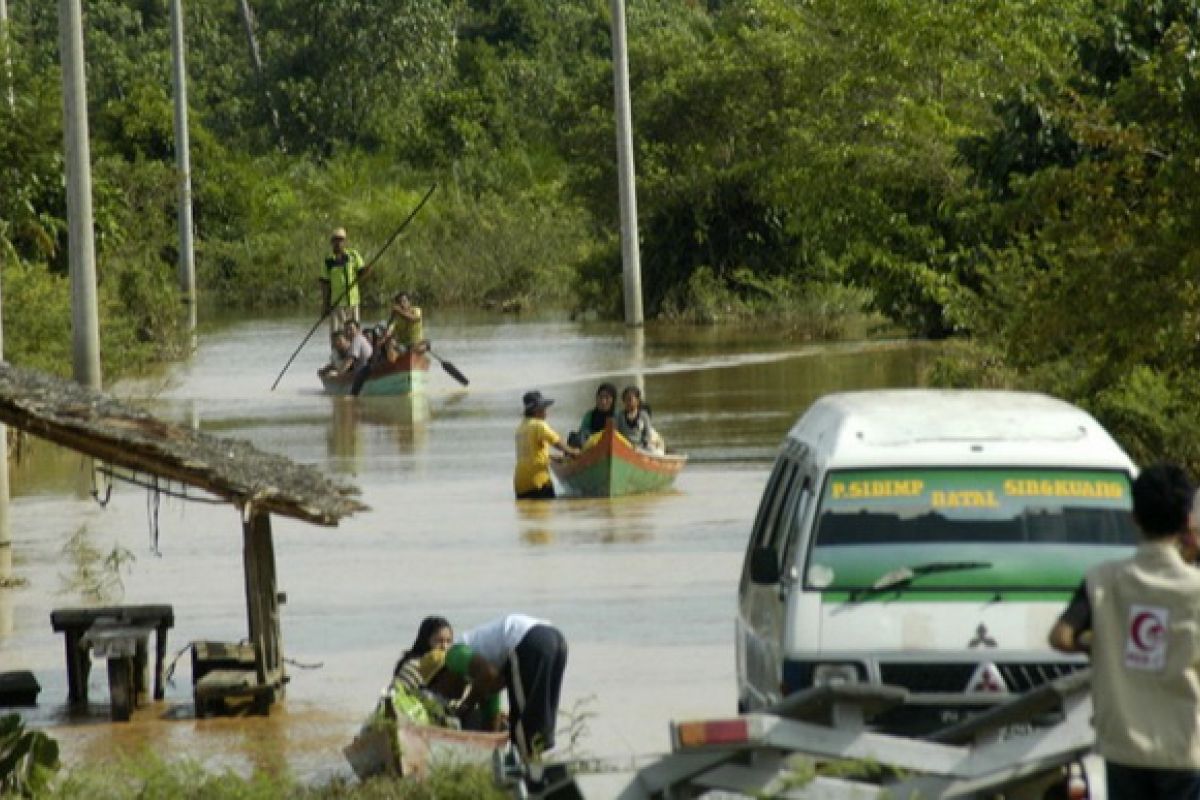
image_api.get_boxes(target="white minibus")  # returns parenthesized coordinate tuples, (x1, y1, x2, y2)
(736, 390, 1137, 733)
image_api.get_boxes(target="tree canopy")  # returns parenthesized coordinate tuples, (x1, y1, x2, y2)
(1, 0, 1199, 467)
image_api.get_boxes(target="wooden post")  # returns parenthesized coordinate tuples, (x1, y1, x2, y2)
(242, 508, 284, 697)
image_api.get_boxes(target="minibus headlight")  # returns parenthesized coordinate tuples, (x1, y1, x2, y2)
(813, 663, 860, 687)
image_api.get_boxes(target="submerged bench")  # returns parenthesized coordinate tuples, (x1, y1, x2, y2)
(192, 640, 274, 718)
(50, 604, 174, 721)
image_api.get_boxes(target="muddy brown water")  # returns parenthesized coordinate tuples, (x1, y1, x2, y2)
(0, 312, 936, 783)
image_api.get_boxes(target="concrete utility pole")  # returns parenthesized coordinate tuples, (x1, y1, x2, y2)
(0, 0, 13, 110)
(0, 3, 12, 590)
(169, 0, 197, 336)
(59, 0, 102, 390)
(0, 229, 9, 588)
(610, 0, 644, 327)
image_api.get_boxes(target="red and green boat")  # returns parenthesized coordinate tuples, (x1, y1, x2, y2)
(319, 352, 431, 397)
(552, 419, 686, 497)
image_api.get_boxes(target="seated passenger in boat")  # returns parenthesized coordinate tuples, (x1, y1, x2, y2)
(394, 616, 454, 683)
(372, 323, 401, 364)
(318, 331, 355, 377)
(571, 382, 617, 449)
(386, 291, 427, 354)
(344, 319, 374, 366)
(391, 617, 497, 732)
(616, 385, 665, 455)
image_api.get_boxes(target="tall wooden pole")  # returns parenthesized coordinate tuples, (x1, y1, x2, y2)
(610, 0, 644, 327)
(169, 0, 196, 337)
(59, 0, 102, 390)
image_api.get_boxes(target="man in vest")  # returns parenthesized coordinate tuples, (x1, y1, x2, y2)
(320, 227, 365, 349)
(1049, 463, 1200, 799)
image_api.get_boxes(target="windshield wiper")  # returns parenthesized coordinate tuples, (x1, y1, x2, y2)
(847, 560, 993, 603)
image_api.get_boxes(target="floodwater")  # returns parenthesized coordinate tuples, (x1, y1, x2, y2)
(0, 312, 937, 783)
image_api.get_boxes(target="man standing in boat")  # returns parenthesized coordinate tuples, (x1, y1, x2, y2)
(514, 391, 578, 500)
(320, 227, 365, 349)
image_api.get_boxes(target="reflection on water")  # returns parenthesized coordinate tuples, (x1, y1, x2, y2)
(516, 496, 660, 547)
(0, 312, 937, 780)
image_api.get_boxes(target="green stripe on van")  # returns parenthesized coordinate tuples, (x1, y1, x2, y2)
(807, 542, 1132, 593)
(819, 590, 1075, 603)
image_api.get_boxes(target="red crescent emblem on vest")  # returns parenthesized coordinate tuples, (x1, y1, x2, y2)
(1130, 610, 1165, 651)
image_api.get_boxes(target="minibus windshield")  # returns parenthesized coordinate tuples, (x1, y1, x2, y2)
(805, 468, 1137, 592)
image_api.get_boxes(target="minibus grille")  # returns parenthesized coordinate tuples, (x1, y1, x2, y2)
(879, 662, 1085, 693)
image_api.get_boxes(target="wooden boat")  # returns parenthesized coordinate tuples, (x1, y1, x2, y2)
(344, 698, 506, 780)
(319, 351, 430, 396)
(552, 419, 686, 497)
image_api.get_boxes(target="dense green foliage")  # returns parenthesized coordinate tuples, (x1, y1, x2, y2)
(1, 0, 1199, 466)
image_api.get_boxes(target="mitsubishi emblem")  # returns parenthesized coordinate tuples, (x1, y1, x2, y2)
(966, 662, 1008, 693)
(968, 623, 997, 648)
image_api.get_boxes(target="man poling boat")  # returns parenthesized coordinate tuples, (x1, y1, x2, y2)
(272, 185, 464, 391)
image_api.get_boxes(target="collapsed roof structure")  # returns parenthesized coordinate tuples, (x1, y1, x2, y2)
(0, 362, 368, 709)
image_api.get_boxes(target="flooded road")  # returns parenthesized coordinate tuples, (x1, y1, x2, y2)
(0, 312, 936, 782)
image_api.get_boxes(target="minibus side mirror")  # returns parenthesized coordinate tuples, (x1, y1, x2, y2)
(749, 547, 781, 584)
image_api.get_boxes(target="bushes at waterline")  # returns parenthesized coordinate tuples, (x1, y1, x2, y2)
(46, 750, 507, 800)
(578, 247, 883, 340)
(195, 154, 590, 317)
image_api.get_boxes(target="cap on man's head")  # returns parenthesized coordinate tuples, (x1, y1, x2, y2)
(444, 643, 473, 677)
(522, 390, 554, 414)
(331, 227, 347, 241)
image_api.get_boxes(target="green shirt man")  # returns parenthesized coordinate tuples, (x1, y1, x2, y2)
(321, 227, 365, 338)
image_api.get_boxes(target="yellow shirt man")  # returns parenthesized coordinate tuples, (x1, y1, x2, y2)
(513, 391, 577, 499)
(387, 291, 424, 348)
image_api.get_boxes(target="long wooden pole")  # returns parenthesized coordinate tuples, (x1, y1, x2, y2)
(59, 0, 101, 390)
(270, 183, 437, 390)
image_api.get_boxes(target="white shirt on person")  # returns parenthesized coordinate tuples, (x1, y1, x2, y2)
(458, 613, 547, 667)
(348, 333, 373, 365)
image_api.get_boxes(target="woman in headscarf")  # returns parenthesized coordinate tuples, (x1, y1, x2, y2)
(576, 382, 617, 447)
(615, 385, 664, 454)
